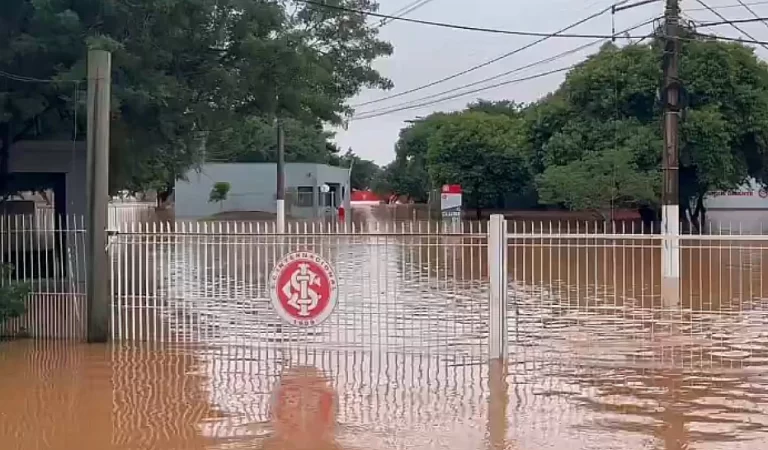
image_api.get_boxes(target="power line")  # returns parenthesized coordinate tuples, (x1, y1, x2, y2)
(692, 0, 768, 51)
(350, 1, 632, 108)
(698, 17, 768, 26)
(734, 0, 768, 32)
(351, 66, 575, 121)
(298, 0, 630, 39)
(355, 17, 660, 116)
(687, 0, 768, 11)
(377, 0, 438, 27)
(692, 31, 768, 45)
(0, 69, 80, 84)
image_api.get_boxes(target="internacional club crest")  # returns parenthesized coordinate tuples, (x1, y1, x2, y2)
(269, 251, 338, 327)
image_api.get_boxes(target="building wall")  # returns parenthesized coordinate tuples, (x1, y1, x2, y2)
(175, 163, 351, 219)
(703, 178, 768, 233)
(7, 140, 88, 285)
(8, 141, 87, 217)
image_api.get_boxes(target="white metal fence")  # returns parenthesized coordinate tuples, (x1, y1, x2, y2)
(0, 202, 156, 340)
(501, 218, 768, 372)
(0, 214, 87, 339)
(5, 211, 768, 371)
(109, 220, 491, 362)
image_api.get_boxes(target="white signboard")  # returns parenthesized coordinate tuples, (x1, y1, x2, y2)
(704, 178, 768, 210)
(440, 185, 462, 230)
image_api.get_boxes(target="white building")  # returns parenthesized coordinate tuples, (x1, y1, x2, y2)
(703, 178, 768, 233)
(174, 162, 351, 219)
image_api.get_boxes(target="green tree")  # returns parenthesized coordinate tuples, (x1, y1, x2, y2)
(370, 161, 395, 197)
(1, 0, 393, 195)
(384, 113, 451, 202)
(466, 99, 522, 118)
(208, 117, 341, 164)
(536, 147, 659, 219)
(382, 100, 529, 203)
(340, 148, 380, 190)
(208, 181, 231, 211)
(426, 111, 532, 218)
(528, 35, 768, 229)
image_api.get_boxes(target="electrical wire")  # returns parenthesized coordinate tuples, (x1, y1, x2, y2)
(698, 17, 768, 26)
(734, 0, 768, 32)
(692, 0, 768, 51)
(354, 17, 660, 116)
(691, 31, 768, 45)
(376, 0, 438, 27)
(0, 69, 84, 84)
(350, 66, 574, 121)
(350, 0, 634, 108)
(687, 0, 768, 11)
(298, 0, 631, 39)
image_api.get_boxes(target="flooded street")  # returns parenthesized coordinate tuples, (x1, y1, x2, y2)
(2, 205, 768, 449)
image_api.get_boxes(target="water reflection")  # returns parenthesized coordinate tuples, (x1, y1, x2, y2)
(1, 340, 768, 449)
(0, 341, 216, 450)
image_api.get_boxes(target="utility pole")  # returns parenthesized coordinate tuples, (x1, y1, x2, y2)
(661, 0, 681, 309)
(276, 118, 286, 233)
(86, 49, 111, 343)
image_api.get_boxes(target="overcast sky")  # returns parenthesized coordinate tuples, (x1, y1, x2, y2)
(332, 0, 768, 164)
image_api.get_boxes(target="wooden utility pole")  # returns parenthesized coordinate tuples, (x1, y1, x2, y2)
(86, 49, 112, 343)
(661, 0, 681, 309)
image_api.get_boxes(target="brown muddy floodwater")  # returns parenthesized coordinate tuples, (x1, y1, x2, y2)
(2, 205, 768, 449)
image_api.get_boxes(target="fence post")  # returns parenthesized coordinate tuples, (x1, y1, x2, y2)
(488, 214, 508, 360)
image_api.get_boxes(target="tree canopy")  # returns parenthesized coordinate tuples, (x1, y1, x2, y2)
(206, 117, 341, 165)
(1, 0, 393, 194)
(340, 148, 381, 190)
(426, 111, 532, 216)
(381, 33, 768, 227)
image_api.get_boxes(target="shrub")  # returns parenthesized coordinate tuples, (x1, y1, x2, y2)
(0, 264, 29, 325)
(209, 181, 231, 203)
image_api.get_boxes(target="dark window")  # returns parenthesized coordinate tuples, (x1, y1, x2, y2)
(296, 186, 314, 207)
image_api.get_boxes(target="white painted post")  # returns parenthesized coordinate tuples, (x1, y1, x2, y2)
(661, 205, 680, 309)
(488, 214, 508, 360)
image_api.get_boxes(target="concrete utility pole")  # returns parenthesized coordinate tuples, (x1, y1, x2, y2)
(86, 49, 112, 343)
(661, 0, 681, 309)
(276, 118, 286, 233)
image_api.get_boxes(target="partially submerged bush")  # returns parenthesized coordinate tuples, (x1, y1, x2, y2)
(209, 181, 231, 203)
(0, 264, 30, 324)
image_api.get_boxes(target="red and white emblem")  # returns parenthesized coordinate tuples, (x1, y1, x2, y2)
(269, 251, 338, 326)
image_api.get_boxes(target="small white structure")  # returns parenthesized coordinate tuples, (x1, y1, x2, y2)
(174, 162, 351, 219)
(704, 178, 768, 233)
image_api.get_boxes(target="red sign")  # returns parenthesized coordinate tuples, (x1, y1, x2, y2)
(269, 252, 338, 326)
(442, 184, 462, 194)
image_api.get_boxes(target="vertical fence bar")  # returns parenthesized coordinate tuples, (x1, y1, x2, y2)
(488, 214, 508, 360)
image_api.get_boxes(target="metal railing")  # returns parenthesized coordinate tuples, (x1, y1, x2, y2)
(0, 214, 87, 339)
(0, 202, 157, 339)
(108, 202, 157, 229)
(495, 217, 768, 372)
(109, 220, 491, 362)
(5, 211, 768, 374)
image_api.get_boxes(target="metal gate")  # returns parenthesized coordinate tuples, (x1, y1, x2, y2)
(109, 220, 495, 361)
